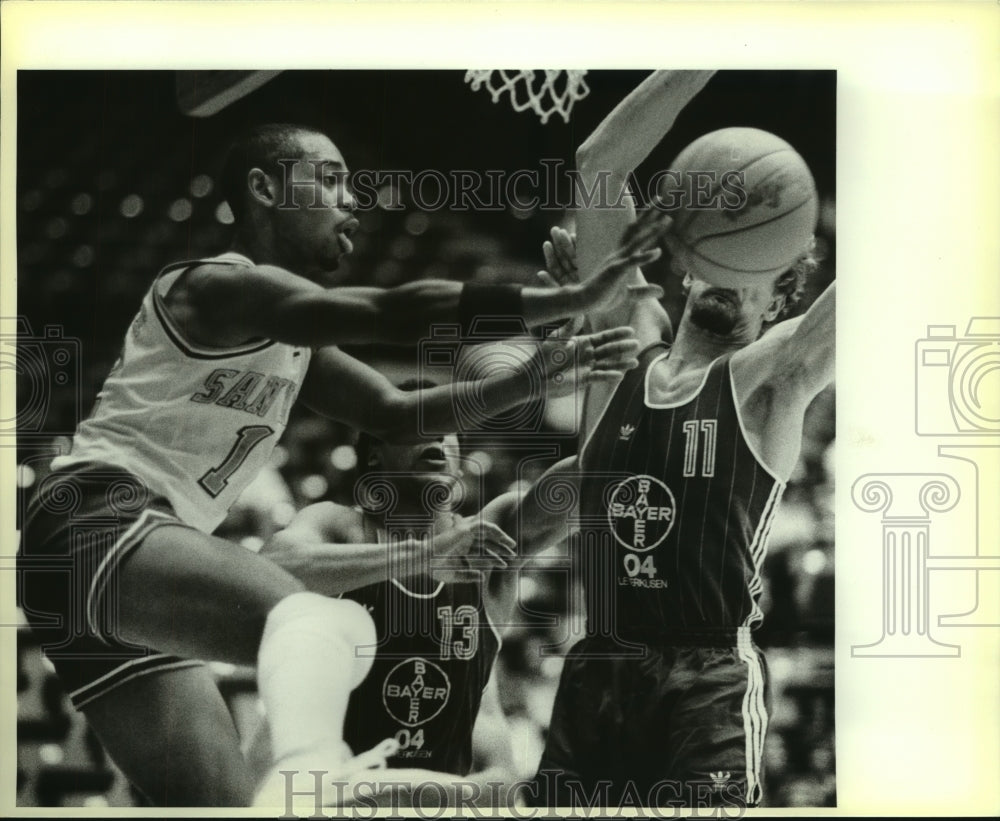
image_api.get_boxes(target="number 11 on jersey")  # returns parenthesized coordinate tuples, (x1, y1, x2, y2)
(682, 419, 717, 478)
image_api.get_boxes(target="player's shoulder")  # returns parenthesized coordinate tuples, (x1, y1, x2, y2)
(157, 253, 252, 307)
(182, 254, 258, 293)
(731, 314, 803, 379)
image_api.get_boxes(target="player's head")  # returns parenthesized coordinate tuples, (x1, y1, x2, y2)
(221, 123, 358, 278)
(355, 379, 463, 484)
(670, 235, 817, 340)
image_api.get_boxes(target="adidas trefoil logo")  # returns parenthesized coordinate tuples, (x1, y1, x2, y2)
(709, 771, 731, 791)
(619, 424, 636, 441)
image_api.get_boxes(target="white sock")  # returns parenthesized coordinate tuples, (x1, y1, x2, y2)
(256, 592, 376, 765)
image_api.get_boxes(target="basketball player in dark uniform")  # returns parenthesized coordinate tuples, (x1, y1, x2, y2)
(530, 72, 835, 808)
(248, 380, 583, 806)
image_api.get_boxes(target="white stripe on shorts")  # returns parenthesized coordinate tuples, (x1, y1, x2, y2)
(86, 508, 186, 642)
(71, 654, 204, 708)
(737, 627, 767, 806)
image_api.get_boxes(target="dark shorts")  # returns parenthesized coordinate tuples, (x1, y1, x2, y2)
(17, 463, 203, 709)
(531, 630, 770, 810)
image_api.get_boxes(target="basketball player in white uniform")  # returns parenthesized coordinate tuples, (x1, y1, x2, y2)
(17, 123, 664, 807)
(530, 72, 835, 807)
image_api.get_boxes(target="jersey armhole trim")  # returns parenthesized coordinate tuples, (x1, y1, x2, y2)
(727, 360, 785, 485)
(389, 577, 445, 599)
(151, 276, 276, 360)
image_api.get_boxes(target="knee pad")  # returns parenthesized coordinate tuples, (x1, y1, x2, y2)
(262, 592, 377, 688)
(325, 598, 377, 687)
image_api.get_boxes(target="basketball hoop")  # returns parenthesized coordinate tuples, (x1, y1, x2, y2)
(464, 70, 589, 124)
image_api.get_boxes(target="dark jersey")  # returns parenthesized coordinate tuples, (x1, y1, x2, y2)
(578, 343, 785, 638)
(341, 547, 501, 775)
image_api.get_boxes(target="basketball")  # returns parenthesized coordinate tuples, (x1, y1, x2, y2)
(659, 127, 818, 288)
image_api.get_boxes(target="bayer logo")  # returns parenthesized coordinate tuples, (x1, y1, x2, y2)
(606, 474, 677, 552)
(381, 657, 451, 728)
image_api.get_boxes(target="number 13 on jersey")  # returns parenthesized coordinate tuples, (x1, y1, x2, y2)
(437, 605, 478, 660)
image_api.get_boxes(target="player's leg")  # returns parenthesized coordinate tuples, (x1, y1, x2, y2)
(81, 664, 253, 806)
(651, 642, 768, 810)
(106, 524, 385, 800)
(530, 641, 615, 808)
(109, 522, 302, 663)
(20, 466, 386, 807)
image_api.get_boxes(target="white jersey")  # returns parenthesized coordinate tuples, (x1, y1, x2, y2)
(52, 252, 311, 533)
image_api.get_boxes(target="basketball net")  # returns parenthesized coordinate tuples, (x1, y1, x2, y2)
(464, 70, 589, 124)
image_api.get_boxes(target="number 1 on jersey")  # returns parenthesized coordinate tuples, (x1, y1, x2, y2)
(199, 425, 274, 497)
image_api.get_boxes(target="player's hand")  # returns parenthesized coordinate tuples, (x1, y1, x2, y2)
(541, 225, 580, 288)
(537, 325, 641, 395)
(621, 198, 675, 246)
(428, 513, 517, 582)
(575, 208, 671, 313)
(624, 203, 688, 277)
(538, 227, 586, 337)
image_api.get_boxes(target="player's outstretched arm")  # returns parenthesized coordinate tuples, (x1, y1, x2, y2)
(178, 247, 661, 349)
(565, 71, 714, 450)
(261, 501, 517, 596)
(261, 502, 421, 596)
(299, 332, 641, 443)
(731, 279, 836, 480)
(479, 455, 579, 572)
(573, 70, 715, 341)
(540, 225, 670, 350)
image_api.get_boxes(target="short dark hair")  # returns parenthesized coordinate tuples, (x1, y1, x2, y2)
(354, 378, 440, 472)
(220, 123, 327, 221)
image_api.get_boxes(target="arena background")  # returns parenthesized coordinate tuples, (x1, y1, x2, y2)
(14, 69, 836, 808)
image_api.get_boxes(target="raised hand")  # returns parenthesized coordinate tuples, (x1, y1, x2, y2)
(575, 208, 672, 314)
(621, 202, 675, 257)
(539, 226, 580, 288)
(538, 227, 586, 337)
(536, 325, 641, 397)
(427, 513, 517, 583)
